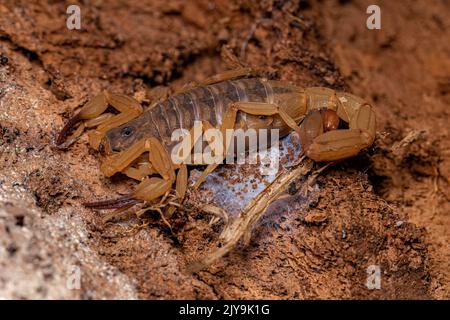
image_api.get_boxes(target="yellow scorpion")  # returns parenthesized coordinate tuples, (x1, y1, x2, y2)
(56, 68, 376, 212)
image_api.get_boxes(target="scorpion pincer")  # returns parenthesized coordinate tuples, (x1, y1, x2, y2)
(55, 69, 376, 213)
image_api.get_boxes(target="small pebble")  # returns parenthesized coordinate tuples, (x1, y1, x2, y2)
(0, 55, 8, 65)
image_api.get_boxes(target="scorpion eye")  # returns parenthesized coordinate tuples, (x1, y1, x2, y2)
(121, 126, 134, 137)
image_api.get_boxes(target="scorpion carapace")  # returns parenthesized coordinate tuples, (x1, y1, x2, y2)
(55, 69, 376, 213)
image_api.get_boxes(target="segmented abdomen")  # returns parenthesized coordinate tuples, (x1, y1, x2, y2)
(146, 78, 277, 142)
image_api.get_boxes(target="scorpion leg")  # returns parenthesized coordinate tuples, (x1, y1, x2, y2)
(84, 113, 115, 128)
(87, 120, 215, 210)
(130, 138, 176, 203)
(200, 67, 257, 86)
(193, 101, 303, 188)
(55, 92, 143, 149)
(231, 102, 303, 135)
(122, 161, 156, 181)
(177, 67, 258, 94)
(55, 93, 107, 149)
(163, 120, 214, 217)
(175, 164, 188, 200)
(113, 153, 156, 181)
(84, 137, 176, 209)
(200, 45, 259, 85)
(178, 45, 257, 93)
(164, 163, 188, 218)
(100, 119, 212, 178)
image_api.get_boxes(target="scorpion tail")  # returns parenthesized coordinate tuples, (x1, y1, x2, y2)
(83, 194, 141, 210)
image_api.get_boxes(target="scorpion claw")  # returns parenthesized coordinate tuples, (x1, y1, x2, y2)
(83, 194, 141, 210)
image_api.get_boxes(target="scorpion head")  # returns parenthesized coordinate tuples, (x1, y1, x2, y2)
(100, 122, 142, 154)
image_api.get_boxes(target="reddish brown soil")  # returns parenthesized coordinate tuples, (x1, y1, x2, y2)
(308, 0, 450, 298)
(0, 0, 448, 299)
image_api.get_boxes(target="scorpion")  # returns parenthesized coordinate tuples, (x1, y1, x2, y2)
(55, 67, 376, 219)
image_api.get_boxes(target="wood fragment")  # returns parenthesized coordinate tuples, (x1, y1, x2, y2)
(189, 156, 313, 271)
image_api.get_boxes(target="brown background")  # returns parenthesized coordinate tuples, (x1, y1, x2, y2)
(0, 0, 448, 299)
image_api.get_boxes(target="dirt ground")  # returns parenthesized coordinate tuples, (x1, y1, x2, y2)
(0, 0, 448, 299)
